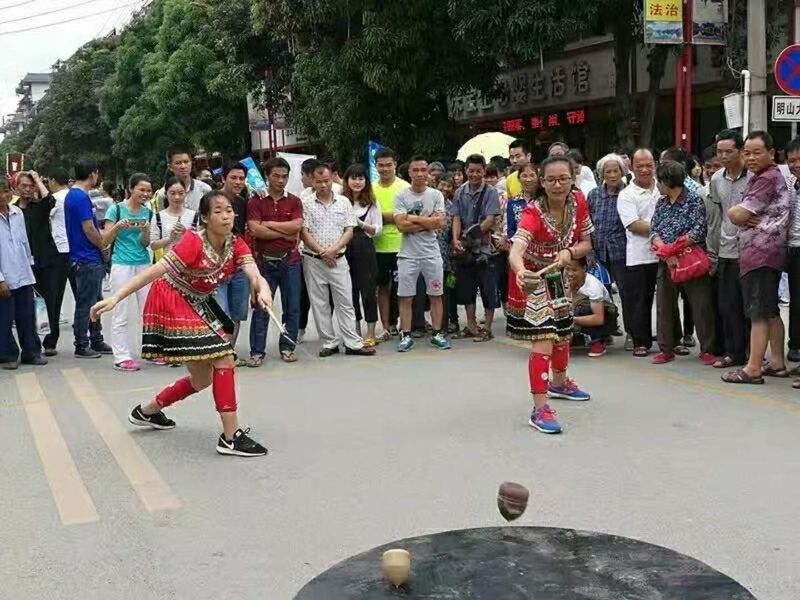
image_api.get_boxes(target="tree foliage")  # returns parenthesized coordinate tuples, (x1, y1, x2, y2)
(248, 0, 497, 161)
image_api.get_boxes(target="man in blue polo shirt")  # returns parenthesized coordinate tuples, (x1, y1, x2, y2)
(65, 159, 111, 358)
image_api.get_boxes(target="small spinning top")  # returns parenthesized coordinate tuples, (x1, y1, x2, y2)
(497, 481, 529, 522)
(522, 271, 541, 295)
(382, 549, 411, 587)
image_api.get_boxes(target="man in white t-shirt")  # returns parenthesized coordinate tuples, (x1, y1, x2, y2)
(152, 146, 212, 211)
(616, 149, 660, 357)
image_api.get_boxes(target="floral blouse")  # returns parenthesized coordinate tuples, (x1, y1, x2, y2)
(163, 230, 254, 300)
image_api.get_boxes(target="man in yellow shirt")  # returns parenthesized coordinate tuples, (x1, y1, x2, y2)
(372, 147, 410, 340)
(505, 139, 531, 199)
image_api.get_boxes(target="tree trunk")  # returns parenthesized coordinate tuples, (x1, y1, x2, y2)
(640, 45, 669, 149)
(612, 25, 635, 152)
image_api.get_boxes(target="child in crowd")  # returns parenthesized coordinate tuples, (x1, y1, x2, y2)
(568, 257, 618, 358)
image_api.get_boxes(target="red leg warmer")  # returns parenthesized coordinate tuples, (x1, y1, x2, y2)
(529, 352, 551, 394)
(551, 343, 570, 373)
(212, 367, 238, 413)
(155, 377, 198, 409)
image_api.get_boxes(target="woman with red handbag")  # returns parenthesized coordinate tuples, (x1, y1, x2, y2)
(650, 160, 717, 365)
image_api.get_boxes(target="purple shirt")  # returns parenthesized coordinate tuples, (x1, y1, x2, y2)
(738, 164, 790, 277)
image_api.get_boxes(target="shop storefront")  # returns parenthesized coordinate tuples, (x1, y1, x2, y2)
(448, 36, 731, 162)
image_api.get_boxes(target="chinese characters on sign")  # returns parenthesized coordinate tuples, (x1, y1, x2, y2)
(518, 110, 587, 132)
(644, 0, 683, 44)
(772, 96, 800, 122)
(501, 118, 525, 135)
(447, 58, 596, 121)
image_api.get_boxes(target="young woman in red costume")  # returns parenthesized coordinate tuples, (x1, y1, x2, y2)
(91, 190, 274, 457)
(508, 156, 594, 434)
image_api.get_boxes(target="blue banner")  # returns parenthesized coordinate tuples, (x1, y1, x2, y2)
(367, 140, 383, 183)
(239, 156, 267, 192)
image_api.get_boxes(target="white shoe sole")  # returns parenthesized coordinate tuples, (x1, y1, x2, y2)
(547, 392, 591, 402)
(215, 446, 267, 457)
(528, 419, 562, 434)
(127, 413, 175, 430)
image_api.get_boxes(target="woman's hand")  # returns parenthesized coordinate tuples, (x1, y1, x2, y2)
(556, 249, 572, 268)
(90, 296, 118, 321)
(516, 269, 540, 293)
(254, 279, 273, 312)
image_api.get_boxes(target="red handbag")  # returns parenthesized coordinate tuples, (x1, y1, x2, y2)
(668, 245, 711, 284)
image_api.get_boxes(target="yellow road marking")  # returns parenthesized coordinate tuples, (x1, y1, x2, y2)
(15, 373, 98, 526)
(62, 368, 181, 513)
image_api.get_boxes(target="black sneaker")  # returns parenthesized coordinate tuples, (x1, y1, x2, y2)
(128, 405, 176, 430)
(75, 347, 101, 359)
(216, 428, 268, 457)
(91, 342, 113, 355)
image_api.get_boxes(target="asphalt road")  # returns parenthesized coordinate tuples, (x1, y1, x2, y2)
(2, 299, 799, 599)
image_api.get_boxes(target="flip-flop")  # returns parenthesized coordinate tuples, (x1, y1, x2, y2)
(793, 379, 800, 389)
(763, 365, 790, 378)
(721, 369, 765, 385)
(280, 350, 298, 363)
(632, 347, 649, 357)
(712, 356, 735, 369)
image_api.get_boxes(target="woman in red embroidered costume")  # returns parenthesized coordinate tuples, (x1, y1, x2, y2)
(91, 191, 274, 457)
(509, 156, 594, 434)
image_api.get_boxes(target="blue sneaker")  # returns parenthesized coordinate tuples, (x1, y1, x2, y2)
(528, 404, 562, 434)
(547, 379, 591, 401)
(397, 336, 415, 352)
(430, 333, 451, 350)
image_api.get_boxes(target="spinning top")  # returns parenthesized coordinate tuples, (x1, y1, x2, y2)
(497, 481, 529, 522)
(522, 271, 541, 295)
(382, 549, 411, 587)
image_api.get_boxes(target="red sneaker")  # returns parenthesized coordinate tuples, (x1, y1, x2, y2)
(652, 352, 675, 365)
(587, 342, 607, 358)
(698, 353, 717, 366)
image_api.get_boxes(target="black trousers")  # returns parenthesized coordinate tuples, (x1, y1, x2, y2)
(788, 248, 800, 351)
(619, 262, 658, 349)
(32, 253, 70, 350)
(606, 259, 629, 333)
(717, 258, 748, 363)
(348, 233, 379, 324)
(656, 263, 716, 354)
(300, 262, 311, 330)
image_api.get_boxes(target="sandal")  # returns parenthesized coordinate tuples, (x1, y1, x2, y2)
(632, 347, 649, 358)
(280, 350, 298, 363)
(452, 327, 477, 339)
(793, 379, 800, 389)
(763, 365, 790, 378)
(712, 356, 735, 369)
(247, 355, 265, 368)
(473, 328, 495, 343)
(721, 368, 765, 385)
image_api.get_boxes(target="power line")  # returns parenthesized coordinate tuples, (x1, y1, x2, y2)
(0, 0, 112, 27)
(0, 0, 41, 10)
(0, 2, 140, 36)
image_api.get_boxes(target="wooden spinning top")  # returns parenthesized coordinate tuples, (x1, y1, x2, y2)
(497, 481, 529, 522)
(382, 549, 411, 588)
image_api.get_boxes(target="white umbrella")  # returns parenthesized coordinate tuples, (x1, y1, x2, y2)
(457, 132, 517, 162)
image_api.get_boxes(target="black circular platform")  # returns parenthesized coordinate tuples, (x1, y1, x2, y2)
(295, 527, 755, 599)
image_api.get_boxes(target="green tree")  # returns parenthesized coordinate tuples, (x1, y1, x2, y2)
(246, 0, 496, 161)
(25, 38, 118, 174)
(101, 0, 252, 176)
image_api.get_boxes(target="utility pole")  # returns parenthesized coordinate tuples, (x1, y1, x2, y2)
(793, 0, 800, 139)
(747, 0, 768, 130)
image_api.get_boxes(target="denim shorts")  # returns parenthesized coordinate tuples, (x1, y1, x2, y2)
(216, 269, 250, 322)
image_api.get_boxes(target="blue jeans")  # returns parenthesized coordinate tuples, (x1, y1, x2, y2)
(0, 284, 41, 362)
(71, 262, 105, 351)
(216, 269, 251, 322)
(250, 260, 301, 356)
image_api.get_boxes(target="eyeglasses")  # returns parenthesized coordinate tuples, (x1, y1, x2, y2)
(543, 177, 572, 186)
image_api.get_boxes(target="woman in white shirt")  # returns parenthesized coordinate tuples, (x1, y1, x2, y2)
(150, 176, 198, 257)
(342, 164, 383, 347)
